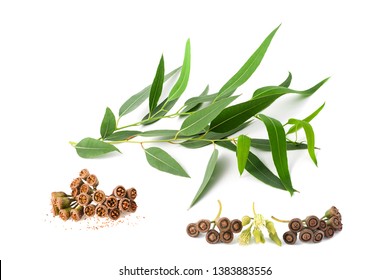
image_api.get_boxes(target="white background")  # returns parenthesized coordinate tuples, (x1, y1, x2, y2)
(1, 0, 389, 279)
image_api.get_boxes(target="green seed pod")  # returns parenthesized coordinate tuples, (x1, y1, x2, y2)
(197, 219, 211, 233)
(242, 215, 251, 226)
(253, 227, 265, 244)
(84, 204, 96, 217)
(51, 192, 68, 200)
(206, 229, 220, 244)
(305, 215, 320, 230)
(230, 219, 243, 233)
(313, 230, 325, 243)
(324, 206, 339, 219)
(269, 232, 282, 246)
(220, 230, 234, 243)
(265, 220, 276, 235)
(70, 205, 84, 221)
(288, 218, 304, 232)
(283, 231, 297, 245)
(186, 223, 199, 238)
(299, 228, 314, 242)
(217, 217, 231, 232)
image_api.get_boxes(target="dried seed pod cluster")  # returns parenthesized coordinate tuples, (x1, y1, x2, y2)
(279, 206, 342, 245)
(187, 217, 243, 244)
(51, 169, 138, 222)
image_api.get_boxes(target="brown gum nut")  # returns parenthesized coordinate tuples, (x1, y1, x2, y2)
(105, 196, 118, 209)
(77, 193, 92, 206)
(84, 204, 96, 217)
(79, 169, 90, 180)
(338, 222, 343, 231)
(118, 198, 131, 212)
(71, 186, 80, 198)
(92, 190, 106, 204)
(288, 218, 304, 232)
(80, 184, 93, 194)
(197, 219, 211, 233)
(59, 209, 70, 221)
(230, 219, 243, 233)
(129, 200, 137, 213)
(126, 188, 137, 200)
(108, 208, 121, 220)
(206, 229, 220, 244)
(95, 205, 108, 218)
(217, 217, 231, 231)
(220, 230, 234, 243)
(299, 228, 314, 242)
(113, 185, 126, 198)
(305, 215, 320, 230)
(313, 230, 325, 243)
(328, 216, 340, 229)
(70, 178, 83, 189)
(283, 231, 297, 245)
(71, 207, 84, 221)
(86, 174, 99, 188)
(324, 226, 335, 238)
(186, 223, 199, 237)
(319, 220, 327, 231)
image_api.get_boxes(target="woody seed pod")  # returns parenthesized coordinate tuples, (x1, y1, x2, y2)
(288, 218, 304, 232)
(51, 192, 68, 200)
(230, 219, 243, 233)
(206, 229, 220, 244)
(242, 215, 251, 226)
(86, 174, 99, 188)
(186, 223, 199, 237)
(79, 169, 90, 180)
(129, 200, 137, 213)
(327, 216, 340, 229)
(71, 205, 84, 221)
(197, 219, 211, 233)
(336, 212, 342, 221)
(319, 220, 327, 231)
(108, 208, 121, 220)
(305, 215, 320, 230)
(77, 193, 92, 206)
(299, 228, 314, 242)
(126, 188, 137, 200)
(56, 197, 75, 209)
(95, 205, 108, 218)
(324, 206, 339, 218)
(51, 204, 60, 217)
(220, 230, 234, 243)
(217, 217, 231, 231)
(118, 198, 131, 212)
(113, 185, 126, 198)
(324, 226, 335, 238)
(92, 190, 106, 204)
(59, 208, 71, 221)
(84, 204, 96, 217)
(105, 196, 118, 209)
(70, 178, 83, 189)
(80, 184, 93, 194)
(71, 186, 81, 198)
(283, 231, 297, 245)
(313, 230, 325, 243)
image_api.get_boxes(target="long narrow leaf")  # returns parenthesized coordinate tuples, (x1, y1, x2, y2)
(181, 85, 210, 113)
(144, 147, 190, 177)
(141, 97, 177, 125)
(257, 114, 294, 195)
(100, 107, 116, 139)
(119, 67, 181, 118)
(105, 130, 141, 141)
(237, 135, 251, 175)
(279, 72, 292, 88)
(149, 55, 165, 114)
(286, 103, 325, 135)
(140, 130, 178, 138)
(189, 149, 219, 208)
(216, 24, 281, 100)
(75, 138, 120, 158)
(167, 39, 191, 101)
(251, 138, 308, 151)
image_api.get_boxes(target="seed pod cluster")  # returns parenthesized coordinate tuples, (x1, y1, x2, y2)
(51, 169, 138, 222)
(282, 206, 342, 245)
(186, 217, 243, 244)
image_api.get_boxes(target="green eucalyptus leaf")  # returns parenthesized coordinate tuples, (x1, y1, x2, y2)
(251, 138, 308, 151)
(189, 149, 219, 208)
(141, 97, 177, 125)
(105, 130, 141, 141)
(140, 130, 178, 138)
(75, 138, 120, 158)
(149, 55, 165, 114)
(279, 72, 292, 88)
(287, 118, 317, 166)
(181, 85, 210, 113)
(237, 135, 251, 175)
(217, 141, 288, 191)
(167, 39, 191, 101)
(100, 107, 116, 139)
(119, 67, 181, 118)
(286, 103, 325, 135)
(144, 147, 190, 177)
(257, 114, 293, 195)
(216, 24, 280, 100)
(179, 96, 238, 136)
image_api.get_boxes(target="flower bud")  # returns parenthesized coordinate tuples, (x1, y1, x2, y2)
(95, 205, 108, 218)
(126, 188, 137, 200)
(197, 219, 211, 233)
(186, 223, 199, 237)
(324, 226, 335, 238)
(56, 197, 75, 209)
(59, 208, 71, 221)
(253, 227, 265, 244)
(79, 169, 90, 180)
(299, 228, 314, 242)
(84, 204, 96, 217)
(269, 232, 282, 246)
(324, 206, 339, 218)
(230, 219, 243, 233)
(71, 205, 84, 221)
(265, 220, 276, 235)
(313, 230, 325, 243)
(108, 208, 121, 220)
(217, 217, 231, 231)
(220, 230, 234, 243)
(305, 215, 320, 230)
(105, 196, 118, 209)
(319, 220, 327, 231)
(80, 184, 93, 194)
(77, 193, 92, 206)
(206, 229, 220, 244)
(238, 227, 252, 246)
(118, 198, 131, 212)
(283, 231, 297, 245)
(242, 215, 251, 226)
(86, 174, 99, 188)
(113, 185, 126, 198)
(288, 218, 303, 232)
(92, 190, 106, 204)
(70, 178, 83, 189)
(327, 216, 340, 229)
(254, 214, 264, 228)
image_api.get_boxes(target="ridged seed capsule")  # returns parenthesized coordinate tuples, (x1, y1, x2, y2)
(283, 231, 297, 245)
(220, 230, 234, 243)
(305, 215, 320, 230)
(230, 219, 243, 233)
(217, 217, 231, 231)
(186, 223, 199, 237)
(313, 230, 324, 243)
(288, 218, 303, 232)
(299, 228, 314, 242)
(84, 204, 96, 217)
(206, 229, 220, 244)
(197, 219, 211, 233)
(113, 185, 126, 198)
